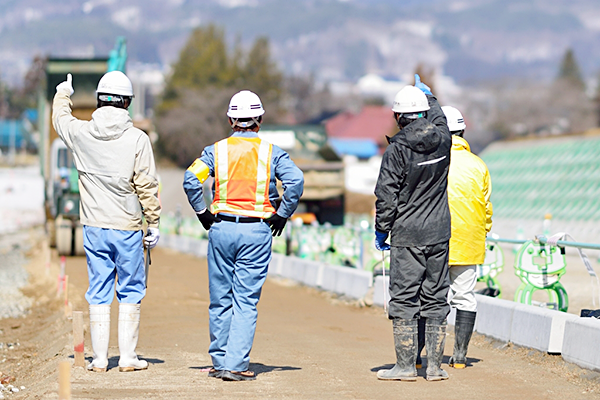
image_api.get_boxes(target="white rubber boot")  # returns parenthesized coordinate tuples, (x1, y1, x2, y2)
(88, 305, 110, 372)
(118, 303, 148, 372)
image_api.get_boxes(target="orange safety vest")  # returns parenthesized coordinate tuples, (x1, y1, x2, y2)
(211, 136, 276, 218)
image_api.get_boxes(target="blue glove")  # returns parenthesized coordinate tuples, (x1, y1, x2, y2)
(375, 231, 391, 251)
(414, 74, 432, 95)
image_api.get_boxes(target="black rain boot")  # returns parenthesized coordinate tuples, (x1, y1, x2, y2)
(449, 310, 476, 369)
(377, 318, 418, 381)
(425, 318, 449, 381)
(416, 317, 426, 369)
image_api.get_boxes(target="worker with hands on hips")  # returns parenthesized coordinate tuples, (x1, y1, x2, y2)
(374, 74, 452, 382)
(53, 71, 161, 373)
(183, 90, 304, 381)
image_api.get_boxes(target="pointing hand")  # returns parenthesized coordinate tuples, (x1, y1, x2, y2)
(56, 73, 74, 96)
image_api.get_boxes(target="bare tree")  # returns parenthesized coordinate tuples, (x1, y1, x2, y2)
(155, 88, 235, 168)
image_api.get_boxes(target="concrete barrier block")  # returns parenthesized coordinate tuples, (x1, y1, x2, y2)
(287, 257, 308, 283)
(158, 234, 171, 248)
(300, 260, 321, 287)
(548, 312, 579, 354)
(319, 264, 371, 299)
(372, 275, 389, 307)
(319, 264, 338, 293)
(174, 235, 189, 253)
(334, 266, 371, 299)
(189, 238, 208, 258)
(510, 304, 554, 352)
(562, 317, 600, 371)
(278, 256, 299, 279)
(268, 253, 284, 276)
(474, 294, 516, 342)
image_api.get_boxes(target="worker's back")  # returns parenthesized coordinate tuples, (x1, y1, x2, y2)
(211, 135, 277, 219)
(447, 135, 492, 265)
(53, 97, 154, 231)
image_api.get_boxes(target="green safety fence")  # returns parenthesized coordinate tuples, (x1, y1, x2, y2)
(159, 213, 386, 270)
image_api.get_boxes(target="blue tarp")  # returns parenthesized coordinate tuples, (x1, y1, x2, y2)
(22, 108, 38, 125)
(0, 120, 28, 148)
(329, 138, 378, 159)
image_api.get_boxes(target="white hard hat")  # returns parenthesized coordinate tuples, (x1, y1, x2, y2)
(392, 85, 430, 113)
(96, 71, 133, 97)
(227, 90, 265, 118)
(441, 106, 466, 132)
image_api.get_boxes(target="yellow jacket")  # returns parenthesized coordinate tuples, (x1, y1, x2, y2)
(448, 136, 493, 265)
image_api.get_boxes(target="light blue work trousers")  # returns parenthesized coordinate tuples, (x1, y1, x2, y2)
(83, 226, 146, 305)
(207, 219, 272, 372)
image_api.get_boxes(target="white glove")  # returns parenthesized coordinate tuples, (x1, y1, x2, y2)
(144, 227, 160, 249)
(56, 73, 74, 96)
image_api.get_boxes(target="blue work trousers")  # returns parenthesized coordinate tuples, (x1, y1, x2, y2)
(207, 220, 272, 372)
(83, 226, 146, 305)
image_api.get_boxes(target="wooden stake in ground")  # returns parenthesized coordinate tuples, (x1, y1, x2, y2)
(58, 361, 71, 400)
(63, 275, 72, 317)
(57, 256, 66, 297)
(72, 311, 85, 367)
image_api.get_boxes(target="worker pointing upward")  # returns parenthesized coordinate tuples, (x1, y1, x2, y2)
(183, 90, 304, 381)
(52, 71, 161, 372)
(375, 75, 452, 382)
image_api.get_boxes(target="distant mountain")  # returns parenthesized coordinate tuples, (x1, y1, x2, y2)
(0, 0, 598, 87)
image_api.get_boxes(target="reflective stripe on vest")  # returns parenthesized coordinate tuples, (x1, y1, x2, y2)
(211, 137, 275, 218)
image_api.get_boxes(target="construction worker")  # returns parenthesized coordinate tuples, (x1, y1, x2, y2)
(53, 71, 161, 372)
(375, 75, 452, 382)
(442, 105, 493, 368)
(183, 90, 304, 381)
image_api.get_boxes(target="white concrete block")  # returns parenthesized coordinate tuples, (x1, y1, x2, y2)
(319, 264, 371, 299)
(157, 234, 172, 248)
(267, 253, 284, 276)
(278, 255, 300, 279)
(510, 304, 553, 351)
(548, 312, 579, 354)
(474, 294, 516, 342)
(189, 238, 208, 258)
(508, 304, 579, 353)
(372, 275, 389, 307)
(337, 267, 372, 299)
(174, 235, 189, 253)
(300, 260, 321, 287)
(562, 317, 600, 371)
(319, 264, 338, 293)
(288, 257, 308, 282)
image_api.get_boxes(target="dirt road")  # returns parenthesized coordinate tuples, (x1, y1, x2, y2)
(3, 240, 598, 400)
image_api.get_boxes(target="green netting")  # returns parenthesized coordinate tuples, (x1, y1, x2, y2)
(481, 135, 600, 221)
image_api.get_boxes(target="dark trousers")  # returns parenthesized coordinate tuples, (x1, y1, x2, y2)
(388, 242, 450, 320)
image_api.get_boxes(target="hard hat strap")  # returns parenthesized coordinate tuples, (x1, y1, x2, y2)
(230, 117, 261, 129)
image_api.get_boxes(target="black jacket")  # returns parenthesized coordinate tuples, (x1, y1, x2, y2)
(374, 95, 452, 247)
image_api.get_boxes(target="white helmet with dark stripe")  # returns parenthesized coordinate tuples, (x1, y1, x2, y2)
(227, 90, 265, 118)
(441, 105, 466, 132)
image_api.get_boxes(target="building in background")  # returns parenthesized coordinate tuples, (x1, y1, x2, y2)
(259, 124, 345, 225)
